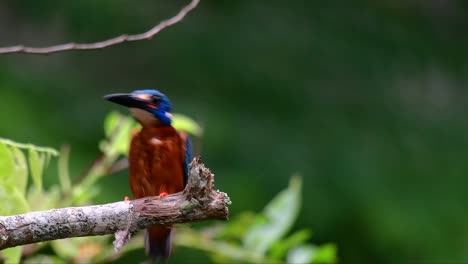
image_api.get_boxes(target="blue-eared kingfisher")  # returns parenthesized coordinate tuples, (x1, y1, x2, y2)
(104, 89, 191, 261)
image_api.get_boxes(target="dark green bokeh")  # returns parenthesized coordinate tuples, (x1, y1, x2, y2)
(1, 1, 468, 263)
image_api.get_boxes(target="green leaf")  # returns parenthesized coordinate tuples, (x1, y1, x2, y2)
(113, 119, 135, 156)
(28, 148, 45, 192)
(0, 138, 58, 157)
(45, 152, 52, 168)
(0, 146, 30, 215)
(50, 240, 78, 260)
(11, 147, 28, 195)
(23, 254, 65, 264)
(312, 243, 337, 264)
(27, 185, 60, 211)
(58, 145, 71, 193)
(2, 247, 22, 264)
(270, 229, 312, 260)
(287, 245, 316, 264)
(0, 142, 14, 184)
(172, 113, 203, 136)
(175, 228, 267, 264)
(243, 176, 302, 256)
(0, 184, 29, 215)
(0, 145, 28, 215)
(287, 243, 337, 264)
(217, 212, 257, 241)
(100, 111, 135, 156)
(50, 238, 84, 260)
(51, 236, 107, 262)
(103, 111, 121, 137)
(70, 185, 99, 205)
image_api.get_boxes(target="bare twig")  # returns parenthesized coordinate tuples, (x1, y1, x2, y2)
(0, 0, 199, 55)
(0, 157, 230, 251)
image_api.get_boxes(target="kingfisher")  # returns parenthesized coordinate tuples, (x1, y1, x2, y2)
(104, 89, 191, 261)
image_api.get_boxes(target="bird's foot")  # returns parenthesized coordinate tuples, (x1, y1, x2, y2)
(124, 196, 130, 201)
(158, 192, 168, 198)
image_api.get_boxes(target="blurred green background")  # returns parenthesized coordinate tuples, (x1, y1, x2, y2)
(1, 0, 468, 263)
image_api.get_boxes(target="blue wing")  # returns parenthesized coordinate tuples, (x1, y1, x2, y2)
(180, 131, 192, 187)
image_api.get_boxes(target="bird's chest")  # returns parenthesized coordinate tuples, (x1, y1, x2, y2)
(136, 136, 168, 160)
(128, 130, 184, 197)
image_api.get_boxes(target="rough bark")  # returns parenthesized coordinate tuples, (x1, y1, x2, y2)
(0, 157, 230, 251)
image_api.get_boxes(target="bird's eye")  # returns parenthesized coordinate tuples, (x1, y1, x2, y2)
(152, 95, 161, 104)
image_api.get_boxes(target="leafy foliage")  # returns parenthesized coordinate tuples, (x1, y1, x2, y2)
(176, 177, 336, 264)
(0, 112, 335, 263)
(243, 176, 302, 256)
(0, 138, 58, 263)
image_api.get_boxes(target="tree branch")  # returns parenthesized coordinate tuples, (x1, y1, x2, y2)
(0, 157, 230, 251)
(0, 0, 199, 55)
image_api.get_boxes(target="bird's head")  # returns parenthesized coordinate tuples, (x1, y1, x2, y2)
(104, 89, 173, 126)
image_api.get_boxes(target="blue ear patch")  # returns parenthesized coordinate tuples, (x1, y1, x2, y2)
(131, 89, 173, 126)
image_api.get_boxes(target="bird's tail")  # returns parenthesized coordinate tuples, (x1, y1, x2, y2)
(145, 225, 173, 261)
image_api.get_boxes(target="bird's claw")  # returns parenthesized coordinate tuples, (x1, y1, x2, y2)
(124, 196, 130, 201)
(158, 192, 168, 198)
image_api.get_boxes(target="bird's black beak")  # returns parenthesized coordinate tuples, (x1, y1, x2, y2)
(103, 93, 145, 108)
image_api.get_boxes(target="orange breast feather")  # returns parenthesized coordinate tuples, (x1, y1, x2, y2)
(128, 126, 185, 199)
